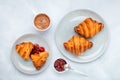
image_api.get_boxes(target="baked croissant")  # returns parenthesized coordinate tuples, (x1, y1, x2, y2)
(64, 35, 93, 56)
(74, 18, 104, 38)
(31, 51, 49, 70)
(16, 42, 34, 60)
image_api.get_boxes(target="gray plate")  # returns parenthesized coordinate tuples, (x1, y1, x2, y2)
(11, 34, 51, 74)
(55, 9, 109, 63)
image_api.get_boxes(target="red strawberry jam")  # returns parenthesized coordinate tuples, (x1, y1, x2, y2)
(30, 44, 45, 55)
(54, 58, 67, 72)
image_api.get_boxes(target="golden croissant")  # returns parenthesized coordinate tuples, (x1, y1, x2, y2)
(16, 42, 34, 60)
(74, 18, 104, 38)
(31, 51, 49, 70)
(64, 35, 93, 56)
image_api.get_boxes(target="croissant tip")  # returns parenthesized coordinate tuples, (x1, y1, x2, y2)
(74, 26, 77, 30)
(74, 27, 76, 30)
(89, 42, 93, 48)
(63, 42, 66, 45)
(63, 43, 67, 49)
(87, 17, 93, 21)
(99, 23, 104, 30)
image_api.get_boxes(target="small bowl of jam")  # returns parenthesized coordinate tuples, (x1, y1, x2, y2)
(54, 58, 67, 72)
(33, 13, 51, 31)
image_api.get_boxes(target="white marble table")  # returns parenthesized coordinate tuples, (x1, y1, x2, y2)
(0, 0, 120, 80)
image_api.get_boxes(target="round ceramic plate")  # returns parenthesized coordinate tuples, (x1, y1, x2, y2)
(11, 34, 51, 74)
(55, 9, 109, 63)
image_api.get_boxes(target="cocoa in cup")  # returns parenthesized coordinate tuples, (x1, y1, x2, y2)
(34, 13, 50, 31)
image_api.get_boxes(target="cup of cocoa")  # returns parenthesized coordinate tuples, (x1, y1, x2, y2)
(33, 13, 51, 31)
